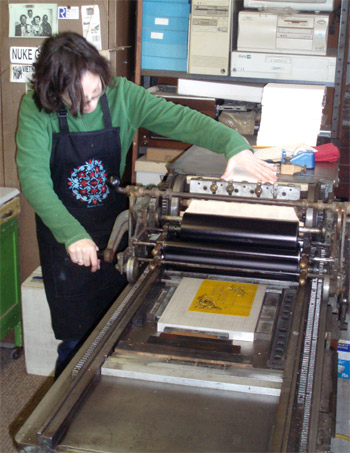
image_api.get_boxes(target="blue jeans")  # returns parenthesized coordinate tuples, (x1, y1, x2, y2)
(55, 340, 80, 379)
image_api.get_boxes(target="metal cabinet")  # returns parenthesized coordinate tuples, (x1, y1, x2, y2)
(0, 190, 22, 358)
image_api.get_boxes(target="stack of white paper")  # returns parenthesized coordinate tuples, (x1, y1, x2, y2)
(257, 83, 325, 146)
(178, 79, 264, 103)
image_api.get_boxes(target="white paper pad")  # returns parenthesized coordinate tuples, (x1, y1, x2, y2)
(178, 79, 264, 103)
(257, 83, 325, 147)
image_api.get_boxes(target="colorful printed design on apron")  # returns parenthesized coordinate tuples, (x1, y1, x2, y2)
(68, 158, 110, 205)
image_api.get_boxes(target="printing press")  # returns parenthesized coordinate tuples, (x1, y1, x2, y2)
(16, 151, 349, 452)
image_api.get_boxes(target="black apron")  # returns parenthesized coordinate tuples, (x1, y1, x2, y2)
(36, 95, 127, 341)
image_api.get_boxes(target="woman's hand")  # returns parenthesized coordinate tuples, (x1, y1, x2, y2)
(221, 149, 277, 182)
(68, 238, 100, 272)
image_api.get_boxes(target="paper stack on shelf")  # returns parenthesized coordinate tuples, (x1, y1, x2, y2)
(257, 83, 325, 146)
(178, 78, 264, 103)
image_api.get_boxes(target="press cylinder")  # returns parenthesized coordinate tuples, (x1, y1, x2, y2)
(180, 213, 299, 250)
(163, 240, 300, 274)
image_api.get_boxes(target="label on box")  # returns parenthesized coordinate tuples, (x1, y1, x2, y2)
(155, 18, 169, 26)
(154, 17, 169, 25)
(151, 32, 164, 40)
(338, 340, 350, 379)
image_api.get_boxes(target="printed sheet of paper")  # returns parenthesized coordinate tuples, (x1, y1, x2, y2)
(10, 64, 34, 83)
(186, 199, 299, 222)
(58, 6, 80, 20)
(9, 3, 58, 38)
(158, 278, 266, 341)
(82, 5, 102, 50)
(189, 280, 257, 317)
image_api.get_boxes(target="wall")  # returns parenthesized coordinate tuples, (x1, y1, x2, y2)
(1, 0, 136, 281)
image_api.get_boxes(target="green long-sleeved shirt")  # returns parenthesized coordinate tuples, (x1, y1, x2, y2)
(16, 76, 252, 249)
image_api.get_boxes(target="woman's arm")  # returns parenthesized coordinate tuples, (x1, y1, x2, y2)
(121, 80, 276, 181)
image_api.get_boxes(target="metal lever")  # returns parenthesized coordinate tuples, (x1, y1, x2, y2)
(107, 175, 121, 192)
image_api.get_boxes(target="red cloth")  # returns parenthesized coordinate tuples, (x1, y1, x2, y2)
(314, 143, 340, 162)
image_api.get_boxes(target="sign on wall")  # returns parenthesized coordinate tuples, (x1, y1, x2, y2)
(58, 6, 79, 20)
(10, 64, 34, 83)
(10, 47, 40, 64)
(9, 3, 58, 38)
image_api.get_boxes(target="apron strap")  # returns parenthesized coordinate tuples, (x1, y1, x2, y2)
(100, 94, 113, 128)
(57, 107, 69, 134)
(57, 95, 112, 133)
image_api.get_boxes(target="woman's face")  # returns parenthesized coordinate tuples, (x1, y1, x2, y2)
(81, 71, 104, 114)
(62, 71, 104, 114)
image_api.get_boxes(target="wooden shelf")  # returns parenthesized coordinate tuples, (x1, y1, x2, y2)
(131, 0, 349, 183)
(141, 69, 336, 88)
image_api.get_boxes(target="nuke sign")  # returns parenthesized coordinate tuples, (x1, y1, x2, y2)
(10, 47, 41, 64)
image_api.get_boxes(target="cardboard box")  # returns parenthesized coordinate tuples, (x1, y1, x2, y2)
(338, 340, 350, 379)
(135, 155, 168, 185)
(21, 267, 60, 376)
(146, 147, 184, 162)
(141, 2, 190, 71)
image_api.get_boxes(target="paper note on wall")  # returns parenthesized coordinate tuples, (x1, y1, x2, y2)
(10, 47, 40, 64)
(58, 6, 80, 20)
(10, 64, 34, 83)
(9, 3, 58, 38)
(82, 5, 102, 50)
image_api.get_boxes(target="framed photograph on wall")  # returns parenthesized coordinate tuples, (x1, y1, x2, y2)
(9, 3, 58, 38)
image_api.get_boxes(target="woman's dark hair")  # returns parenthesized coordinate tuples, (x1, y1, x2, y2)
(32, 32, 112, 116)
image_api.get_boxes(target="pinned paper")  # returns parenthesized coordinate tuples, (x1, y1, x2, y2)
(82, 5, 102, 50)
(9, 3, 58, 38)
(10, 64, 34, 83)
(10, 47, 40, 64)
(58, 6, 79, 20)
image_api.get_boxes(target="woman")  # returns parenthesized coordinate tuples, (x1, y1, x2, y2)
(31, 15, 43, 36)
(16, 32, 276, 377)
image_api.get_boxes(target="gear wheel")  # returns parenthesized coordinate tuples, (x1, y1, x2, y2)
(158, 173, 179, 217)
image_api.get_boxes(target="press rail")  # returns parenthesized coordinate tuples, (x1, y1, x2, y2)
(297, 278, 323, 452)
(35, 265, 160, 450)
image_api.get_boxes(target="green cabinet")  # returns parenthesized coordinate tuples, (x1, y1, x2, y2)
(0, 193, 22, 354)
